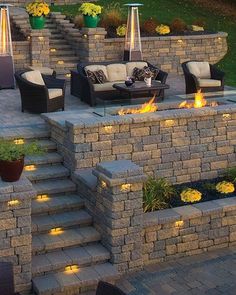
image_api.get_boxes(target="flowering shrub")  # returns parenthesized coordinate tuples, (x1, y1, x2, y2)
(156, 24, 170, 35)
(216, 181, 235, 194)
(116, 24, 127, 37)
(26, 1, 50, 17)
(79, 3, 102, 17)
(180, 188, 202, 203)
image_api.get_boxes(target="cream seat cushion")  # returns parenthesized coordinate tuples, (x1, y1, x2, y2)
(93, 81, 124, 92)
(85, 65, 108, 80)
(22, 70, 45, 86)
(28, 66, 54, 76)
(126, 61, 148, 76)
(197, 79, 221, 87)
(187, 62, 211, 79)
(106, 64, 127, 82)
(48, 88, 63, 99)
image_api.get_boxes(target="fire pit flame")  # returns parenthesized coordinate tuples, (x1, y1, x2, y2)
(178, 90, 217, 109)
(194, 90, 207, 108)
(118, 96, 157, 116)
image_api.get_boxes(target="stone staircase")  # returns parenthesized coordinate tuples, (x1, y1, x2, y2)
(46, 16, 78, 79)
(3, 125, 119, 295)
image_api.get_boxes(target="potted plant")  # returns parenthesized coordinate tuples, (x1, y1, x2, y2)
(26, 1, 50, 30)
(79, 2, 102, 28)
(0, 141, 42, 182)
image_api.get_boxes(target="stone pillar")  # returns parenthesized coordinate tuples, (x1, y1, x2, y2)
(0, 176, 35, 294)
(79, 27, 106, 62)
(93, 160, 147, 273)
(29, 29, 50, 67)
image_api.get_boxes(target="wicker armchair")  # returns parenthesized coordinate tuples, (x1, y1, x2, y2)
(182, 61, 225, 94)
(15, 70, 66, 113)
(0, 262, 20, 295)
(71, 61, 168, 106)
(96, 281, 126, 295)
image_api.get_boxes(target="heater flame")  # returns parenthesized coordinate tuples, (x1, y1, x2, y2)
(0, 7, 11, 55)
(118, 96, 157, 116)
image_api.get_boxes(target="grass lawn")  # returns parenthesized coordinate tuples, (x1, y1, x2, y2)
(51, 0, 236, 86)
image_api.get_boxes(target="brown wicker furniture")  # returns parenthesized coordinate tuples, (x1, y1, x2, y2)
(96, 281, 126, 295)
(71, 61, 168, 106)
(15, 70, 66, 113)
(182, 61, 225, 94)
(0, 262, 20, 295)
(113, 81, 170, 100)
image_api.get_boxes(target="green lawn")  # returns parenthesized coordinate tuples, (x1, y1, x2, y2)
(51, 0, 236, 86)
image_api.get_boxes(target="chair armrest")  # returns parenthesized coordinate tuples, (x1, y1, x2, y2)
(210, 65, 225, 80)
(157, 69, 168, 84)
(43, 76, 66, 89)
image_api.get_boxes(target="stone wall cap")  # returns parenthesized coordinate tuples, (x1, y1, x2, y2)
(74, 168, 97, 191)
(213, 196, 236, 212)
(193, 201, 223, 216)
(0, 176, 33, 194)
(173, 205, 202, 220)
(96, 160, 143, 179)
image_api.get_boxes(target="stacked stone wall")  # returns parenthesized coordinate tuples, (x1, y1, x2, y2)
(13, 41, 30, 70)
(0, 177, 35, 293)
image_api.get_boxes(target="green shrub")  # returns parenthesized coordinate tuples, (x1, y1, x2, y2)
(224, 167, 236, 183)
(0, 141, 43, 162)
(143, 177, 176, 212)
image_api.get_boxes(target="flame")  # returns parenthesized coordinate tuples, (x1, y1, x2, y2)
(178, 90, 217, 109)
(0, 8, 8, 55)
(118, 96, 157, 116)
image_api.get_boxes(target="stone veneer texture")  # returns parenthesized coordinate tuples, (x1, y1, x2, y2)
(0, 176, 35, 293)
(47, 104, 236, 185)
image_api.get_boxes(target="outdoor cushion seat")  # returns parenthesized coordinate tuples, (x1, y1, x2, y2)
(48, 88, 63, 99)
(15, 70, 66, 113)
(27, 66, 56, 77)
(198, 78, 221, 87)
(182, 61, 225, 94)
(71, 61, 168, 106)
(93, 81, 125, 92)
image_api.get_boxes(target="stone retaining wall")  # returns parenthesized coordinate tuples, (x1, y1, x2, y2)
(9, 0, 94, 6)
(13, 41, 30, 70)
(0, 177, 35, 293)
(143, 199, 236, 264)
(46, 102, 236, 185)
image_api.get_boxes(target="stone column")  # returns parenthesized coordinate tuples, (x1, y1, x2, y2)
(0, 176, 35, 294)
(29, 29, 50, 67)
(79, 27, 106, 62)
(93, 160, 147, 273)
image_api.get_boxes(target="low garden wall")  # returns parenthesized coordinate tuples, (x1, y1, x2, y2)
(13, 41, 30, 71)
(9, 0, 93, 6)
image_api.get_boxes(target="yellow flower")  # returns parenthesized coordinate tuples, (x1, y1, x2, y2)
(26, 1, 50, 17)
(79, 3, 102, 17)
(156, 24, 170, 35)
(116, 24, 127, 37)
(216, 181, 235, 194)
(180, 188, 202, 203)
(192, 25, 204, 32)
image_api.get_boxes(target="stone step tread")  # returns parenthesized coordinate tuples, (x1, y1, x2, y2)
(37, 139, 57, 151)
(74, 169, 97, 192)
(32, 226, 101, 253)
(32, 263, 119, 295)
(50, 56, 78, 62)
(0, 124, 50, 140)
(33, 179, 76, 195)
(51, 63, 78, 69)
(32, 243, 110, 276)
(24, 164, 70, 182)
(32, 209, 92, 233)
(49, 39, 69, 44)
(32, 194, 84, 215)
(49, 50, 76, 56)
(25, 152, 63, 166)
(50, 44, 72, 50)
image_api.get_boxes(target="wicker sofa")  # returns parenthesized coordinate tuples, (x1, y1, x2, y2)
(71, 61, 168, 106)
(15, 70, 66, 113)
(182, 61, 225, 94)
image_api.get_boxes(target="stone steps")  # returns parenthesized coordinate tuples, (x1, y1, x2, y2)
(50, 49, 75, 57)
(32, 194, 84, 215)
(24, 164, 70, 182)
(32, 209, 92, 233)
(25, 152, 63, 166)
(50, 56, 78, 62)
(33, 179, 76, 196)
(32, 226, 101, 254)
(32, 243, 110, 277)
(32, 262, 119, 295)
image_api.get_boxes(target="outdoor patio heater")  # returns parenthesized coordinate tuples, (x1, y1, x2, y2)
(0, 4, 15, 89)
(123, 3, 143, 61)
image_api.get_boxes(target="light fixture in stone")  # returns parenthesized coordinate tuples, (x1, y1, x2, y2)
(104, 125, 113, 133)
(24, 164, 37, 171)
(14, 138, 25, 145)
(0, 4, 15, 89)
(50, 227, 64, 235)
(58, 60, 64, 65)
(175, 221, 184, 227)
(36, 194, 50, 202)
(123, 3, 143, 61)
(101, 181, 107, 189)
(8, 199, 20, 207)
(64, 265, 79, 274)
(164, 119, 175, 127)
(120, 183, 131, 193)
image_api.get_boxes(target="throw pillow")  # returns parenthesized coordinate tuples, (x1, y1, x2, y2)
(132, 66, 160, 81)
(86, 69, 97, 84)
(95, 69, 108, 84)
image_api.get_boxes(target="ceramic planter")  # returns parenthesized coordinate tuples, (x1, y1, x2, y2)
(0, 158, 24, 182)
(83, 15, 99, 28)
(29, 16, 45, 30)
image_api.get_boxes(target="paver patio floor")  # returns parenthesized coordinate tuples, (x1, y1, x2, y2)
(116, 246, 236, 295)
